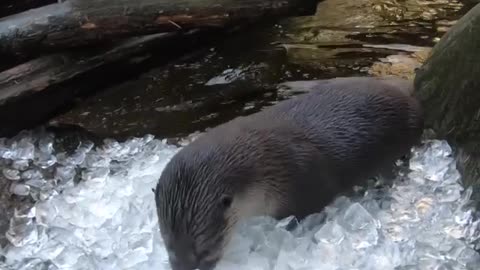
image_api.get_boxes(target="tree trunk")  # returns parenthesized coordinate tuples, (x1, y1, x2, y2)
(0, 0, 318, 58)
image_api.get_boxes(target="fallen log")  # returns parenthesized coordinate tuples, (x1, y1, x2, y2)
(0, 28, 220, 137)
(0, 0, 318, 58)
(0, 32, 180, 104)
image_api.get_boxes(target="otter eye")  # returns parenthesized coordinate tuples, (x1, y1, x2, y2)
(219, 195, 232, 208)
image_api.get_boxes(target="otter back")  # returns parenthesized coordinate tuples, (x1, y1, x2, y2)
(187, 76, 423, 217)
(155, 77, 424, 270)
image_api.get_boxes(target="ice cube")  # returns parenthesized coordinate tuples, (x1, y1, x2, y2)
(265, 228, 295, 252)
(3, 168, 20, 180)
(11, 159, 30, 171)
(84, 153, 111, 168)
(9, 183, 30, 196)
(36, 241, 65, 262)
(14, 258, 58, 270)
(409, 140, 453, 182)
(14, 205, 36, 218)
(0, 137, 11, 158)
(434, 185, 463, 203)
(221, 230, 257, 264)
(459, 247, 480, 268)
(273, 247, 310, 270)
(90, 238, 115, 258)
(38, 134, 55, 155)
(324, 196, 352, 217)
(66, 151, 87, 166)
(314, 221, 345, 245)
(101, 139, 130, 160)
(21, 169, 43, 180)
(128, 232, 153, 254)
(340, 203, 378, 231)
(39, 188, 58, 201)
(123, 137, 147, 156)
(118, 249, 149, 268)
(25, 179, 47, 189)
(383, 222, 410, 242)
(33, 151, 57, 169)
(6, 217, 38, 247)
(54, 165, 76, 184)
(56, 141, 93, 166)
(92, 254, 119, 270)
(414, 197, 434, 216)
(293, 212, 326, 236)
(36, 201, 58, 226)
(360, 253, 398, 270)
(338, 203, 379, 249)
(275, 216, 299, 231)
(51, 246, 83, 268)
(309, 241, 342, 266)
(81, 167, 110, 183)
(11, 139, 35, 160)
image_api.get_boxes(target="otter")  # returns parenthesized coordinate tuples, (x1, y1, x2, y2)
(154, 76, 424, 270)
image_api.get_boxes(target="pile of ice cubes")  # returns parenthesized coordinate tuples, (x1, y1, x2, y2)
(0, 130, 478, 270)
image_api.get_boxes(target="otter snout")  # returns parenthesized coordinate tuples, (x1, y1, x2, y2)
(167, 237, 220, 270)
(170, 255, 217, 270)
(169, 255, 198, 270)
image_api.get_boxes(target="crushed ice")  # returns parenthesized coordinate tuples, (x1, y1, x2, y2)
(0, 131, 479, 270)
(204, 64, 268, 86)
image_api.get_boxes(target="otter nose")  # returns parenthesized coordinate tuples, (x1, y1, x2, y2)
(198, 260, 217, 270)
(170, 253, 199, 270)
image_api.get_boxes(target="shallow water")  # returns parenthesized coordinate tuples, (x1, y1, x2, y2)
(51, 0, 471, 140)
(0, 131, 478, 270)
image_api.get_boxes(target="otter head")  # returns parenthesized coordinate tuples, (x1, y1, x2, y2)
(154, 142, 271, 270)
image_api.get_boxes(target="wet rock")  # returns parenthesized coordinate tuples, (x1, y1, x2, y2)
(368, 48, 431, 80)
(414, 3, 480, 205)
(44, 123, 104, 154)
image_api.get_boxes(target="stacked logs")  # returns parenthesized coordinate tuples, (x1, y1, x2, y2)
(0, 0, 318, 137)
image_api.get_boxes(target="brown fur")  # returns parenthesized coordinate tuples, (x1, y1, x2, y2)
(155, 76, 424, 270)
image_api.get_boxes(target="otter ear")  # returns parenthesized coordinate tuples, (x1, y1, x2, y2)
(219, 194, 233, 209)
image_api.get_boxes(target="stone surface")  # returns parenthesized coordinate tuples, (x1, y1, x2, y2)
(414, 3, 480, 203)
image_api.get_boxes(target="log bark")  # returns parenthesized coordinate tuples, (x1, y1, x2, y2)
(0, 32, 179, 104)
(0, 0, 318, 58)
(0, 28, 220, 137)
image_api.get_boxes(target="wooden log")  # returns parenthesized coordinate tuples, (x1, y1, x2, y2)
(0, 28, 221, 137)
(0, 0, 318, 58)
(0, 32, 178, 104)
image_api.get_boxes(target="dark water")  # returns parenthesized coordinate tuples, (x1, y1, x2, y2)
(0, 0, 57, 18)
(51, 0, 473, 141)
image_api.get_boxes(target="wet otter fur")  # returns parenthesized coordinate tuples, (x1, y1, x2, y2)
(154, 76, 424, 270)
